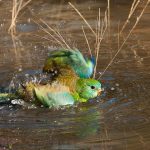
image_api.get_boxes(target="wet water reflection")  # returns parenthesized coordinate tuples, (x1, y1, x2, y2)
(0, 0, 150, 149)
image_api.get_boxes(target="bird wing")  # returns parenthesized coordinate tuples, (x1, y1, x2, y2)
(47, 49, 73, 58)
(43, 49, 73, 72)
(43, 49, 94, 78)
(34, 83, 74, 108)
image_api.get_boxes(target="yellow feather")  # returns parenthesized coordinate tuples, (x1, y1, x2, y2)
(56, 66, 79, 92)
(34, 82, 70, 94)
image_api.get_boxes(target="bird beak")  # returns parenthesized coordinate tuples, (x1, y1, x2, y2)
(97, 88, 102, 96)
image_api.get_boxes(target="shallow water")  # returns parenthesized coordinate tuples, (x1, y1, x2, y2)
(0, 0, 150, 149)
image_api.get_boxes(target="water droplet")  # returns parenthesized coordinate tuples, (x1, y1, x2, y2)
(18, 68, 22, 72)
(111, 87, 115, 90)
(115, 83, 119, 86)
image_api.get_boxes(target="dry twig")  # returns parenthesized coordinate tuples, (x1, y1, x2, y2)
(82, 26, 92, 57)
(68, 2, 96, 36)
(93, 9, 108, 78)
(120, 0, 140, 34)
(8, 0, 32, 53)
(98, 0, 150, 79)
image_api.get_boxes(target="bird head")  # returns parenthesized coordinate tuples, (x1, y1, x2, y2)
(76, 78, 101, 101)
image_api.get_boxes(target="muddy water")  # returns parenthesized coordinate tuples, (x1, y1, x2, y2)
(0, 0, 150, 149)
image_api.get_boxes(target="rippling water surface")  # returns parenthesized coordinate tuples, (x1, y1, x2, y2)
(0, 0, 150, 149)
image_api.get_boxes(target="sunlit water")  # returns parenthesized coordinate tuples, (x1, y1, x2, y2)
(0, 0, 150, 149)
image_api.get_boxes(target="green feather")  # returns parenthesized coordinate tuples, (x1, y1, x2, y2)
(31, 78, 101, 107)
(0, 77, 101, 108)
(43, 49, 94, 78)
(0, 47, 101, 108)
(34, 83, 74, 108)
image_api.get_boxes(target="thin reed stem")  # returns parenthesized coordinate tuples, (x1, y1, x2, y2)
(82, 26, 92, 57)
(98, 0, 150, 79)
(32, 19, 65, 49)
(68, 2, 96, 36)
(8, 0, 32, 54)
(120, 0, 140, 34)
(39, 18, 71, 49)
(93, 8, 108, 78)
(118, 21, 120, 49)
(107, 0, 110, 38)
(32, 34, 60, 44)
(8, 0, 32, 34)
(29, 6, 71, 49)
(55, 28, 71, 49)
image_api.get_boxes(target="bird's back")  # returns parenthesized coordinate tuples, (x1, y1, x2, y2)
(43, 49, 95, 78)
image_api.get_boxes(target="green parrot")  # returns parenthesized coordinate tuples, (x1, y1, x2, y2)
(43, 48, 95, 78)
(31, 78, 101, 107)
(0, 77, 101, 108)
(0, 49, 101, 108)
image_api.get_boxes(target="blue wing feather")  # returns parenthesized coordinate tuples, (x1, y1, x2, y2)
(44, 49, 95, 78)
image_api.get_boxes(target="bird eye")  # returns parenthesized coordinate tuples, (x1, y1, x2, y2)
(91, 86, 95, 89)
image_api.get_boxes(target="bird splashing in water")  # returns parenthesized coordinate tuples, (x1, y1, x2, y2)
(0, 49, 101, 108)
